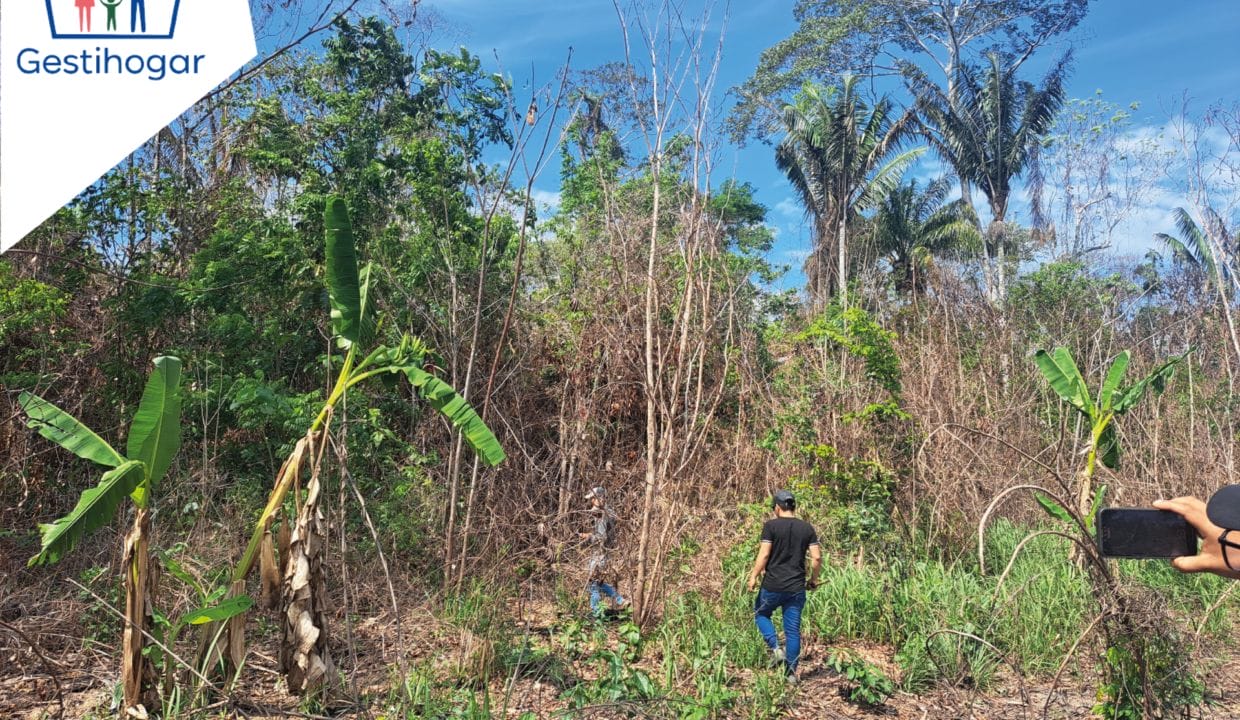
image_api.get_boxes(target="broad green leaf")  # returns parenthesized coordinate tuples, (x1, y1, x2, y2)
(18, 392, 123, 468)
(160, 555, 203, 596)
(1052, 347, 1094, 415)
(126, 356, 183, 494)
(1098, 423, 1121, 470)
(404, 366, 506, 467)
(1033, 348, 1092, 415)
(1099, 351, 1130, 411)
(1113, 355, 1184, 414)
(1034, 492, 1073, 524)
(182, 595, 254, 625)
(1086, 484, 1108, 533)
(325, 197, 362, 348)
(358, 261, 376, 346)
(29, 459, 144, 566)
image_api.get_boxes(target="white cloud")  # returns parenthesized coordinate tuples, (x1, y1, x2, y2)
(775, 197, 801, 218)
(530, 188, 562, 214)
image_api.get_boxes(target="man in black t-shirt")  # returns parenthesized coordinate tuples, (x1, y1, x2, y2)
(746, 489, 821, 680)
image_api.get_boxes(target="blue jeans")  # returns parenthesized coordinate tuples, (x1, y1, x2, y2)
(589, 581, 624, 615)
(754, 589, 806, 673)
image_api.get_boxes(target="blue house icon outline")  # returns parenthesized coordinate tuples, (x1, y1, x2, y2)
(44, 0, 181, 40)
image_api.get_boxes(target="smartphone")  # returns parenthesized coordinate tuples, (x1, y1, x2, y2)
(1096, 508, 1198, 558)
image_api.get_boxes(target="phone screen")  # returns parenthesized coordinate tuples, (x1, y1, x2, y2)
(1096, 508, 1197, 558)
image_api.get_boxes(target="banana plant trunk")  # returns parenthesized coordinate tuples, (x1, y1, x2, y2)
(1070, 427, 1103, 565)
(219, 432, 316, 677)
(280, 454, 334, 694)
(1078, 424, 1104, 523)
(121, 508, 157, 711)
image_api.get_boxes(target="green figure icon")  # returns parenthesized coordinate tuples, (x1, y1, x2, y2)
(99, 0, 121, 31)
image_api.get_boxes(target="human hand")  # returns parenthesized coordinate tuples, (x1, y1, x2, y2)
(1153, 496, 1240, 580)
(746, 576, 758, 592)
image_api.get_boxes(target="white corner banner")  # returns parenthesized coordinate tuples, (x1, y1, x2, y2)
(0, 0, 257, 252)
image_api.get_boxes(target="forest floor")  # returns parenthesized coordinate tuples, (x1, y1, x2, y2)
(3, 585, 1239, 720)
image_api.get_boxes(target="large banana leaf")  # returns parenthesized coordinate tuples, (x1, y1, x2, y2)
(126, 356, 183, 499)
(18, 392, 123, 468)
(358, 261, 376, 344)
(1033, 348, 1093, 416)
(404, 366, 506, 467)
(1099, 351, 1130, 412)
(325, 197, 362, 348)
(29, 459, 144, 566)
(1113, 354, 1183, 414)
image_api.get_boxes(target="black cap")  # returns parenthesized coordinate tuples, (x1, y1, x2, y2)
(1207, 484, 1240, 530)
(772, 489, 795, 510)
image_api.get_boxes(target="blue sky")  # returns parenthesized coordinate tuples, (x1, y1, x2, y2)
(417, 0, 1240, 287)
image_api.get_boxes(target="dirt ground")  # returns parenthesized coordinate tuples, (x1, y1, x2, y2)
(3, 587, 1237, 720)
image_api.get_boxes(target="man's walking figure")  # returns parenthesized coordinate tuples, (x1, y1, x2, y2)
(130, 0, 146, 33)
(747, 489, 822, 682)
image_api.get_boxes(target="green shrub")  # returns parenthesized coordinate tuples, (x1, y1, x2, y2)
(827, 650, 895, 706)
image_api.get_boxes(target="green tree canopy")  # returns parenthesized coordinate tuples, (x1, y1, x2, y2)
(729, 0, 1092, 142)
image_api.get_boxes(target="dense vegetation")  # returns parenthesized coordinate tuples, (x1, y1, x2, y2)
(2, 1, 1238, 718)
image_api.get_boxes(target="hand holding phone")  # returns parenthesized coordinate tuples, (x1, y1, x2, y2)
(1096, 508, 1197, 559)
(1153, 496, 1240, 579)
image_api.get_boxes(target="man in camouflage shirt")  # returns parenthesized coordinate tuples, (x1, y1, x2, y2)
(580, 486, 626, 617)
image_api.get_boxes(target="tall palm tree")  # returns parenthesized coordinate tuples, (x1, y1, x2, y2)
(1156, 206, 1240, 362)
(1156, 206, 1236, 294)
(905, 52, 1069, 304)
(874, 177, 979, 295)
(776, 76, 923, 307)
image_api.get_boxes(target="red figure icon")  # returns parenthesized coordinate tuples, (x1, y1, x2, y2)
(75, 0, 95, 32)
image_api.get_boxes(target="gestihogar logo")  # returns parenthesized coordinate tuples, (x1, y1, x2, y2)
(1, 0, 256, 253)
(18, 0, 202, 81)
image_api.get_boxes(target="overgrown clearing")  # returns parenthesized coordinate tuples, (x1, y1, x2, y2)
(4, 519, 1238, 718)
(2, 1, 1239, 718)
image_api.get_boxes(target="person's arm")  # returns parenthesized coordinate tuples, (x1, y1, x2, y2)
(747, 541, 772, 592)
(580, 513, 605, 542)
(807, 543, 823, 588)
(1153, 496, 1240, 580)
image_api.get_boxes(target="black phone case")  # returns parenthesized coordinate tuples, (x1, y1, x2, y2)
(1096, 508, 1198, 558)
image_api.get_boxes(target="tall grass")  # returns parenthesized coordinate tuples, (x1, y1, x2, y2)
(717, 516, 1233, 693)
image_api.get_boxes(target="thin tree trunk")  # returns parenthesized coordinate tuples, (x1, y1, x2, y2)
(634, 163, 662, 620)
(455, 455, 482, 589)
(995, 221, 1008, 304)
(838, 215, 848, 308)
(991, 218, 1011, 391)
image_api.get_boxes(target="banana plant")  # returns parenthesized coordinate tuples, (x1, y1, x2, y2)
(219, 197, 505, 694)
(1032, 347, 1184, 525)
(151, 559, 254, 704)
(19, 356, 186, 712)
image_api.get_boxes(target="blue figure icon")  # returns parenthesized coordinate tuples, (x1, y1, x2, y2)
(130, 0, 146, 33)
